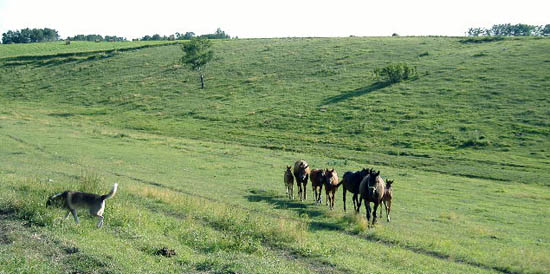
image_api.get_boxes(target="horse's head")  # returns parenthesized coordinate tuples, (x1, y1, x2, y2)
(386, 180, 394, 189)
(369, 169, 380, 179)
(324, 169, 339, 186)
(360, 168, 369, 178)
(295, 161, 309, 181)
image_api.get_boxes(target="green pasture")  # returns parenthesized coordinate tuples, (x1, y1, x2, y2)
(1, 37, 549, 273)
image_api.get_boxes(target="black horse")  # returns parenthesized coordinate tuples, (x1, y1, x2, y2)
(342, 168, 370, 213)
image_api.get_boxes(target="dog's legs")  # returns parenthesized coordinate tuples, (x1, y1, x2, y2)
(70, 209, 79, 224)
(96, 215, 104, 228)
(65, 210, 71, 219)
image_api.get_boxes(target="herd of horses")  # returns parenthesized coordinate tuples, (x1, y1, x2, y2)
(284, 160, 394, 225)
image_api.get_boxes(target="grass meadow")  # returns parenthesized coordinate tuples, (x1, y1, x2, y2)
(0, 36, 549, 273)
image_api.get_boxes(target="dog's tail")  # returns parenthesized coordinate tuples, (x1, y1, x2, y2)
(101, 183, 118, 200)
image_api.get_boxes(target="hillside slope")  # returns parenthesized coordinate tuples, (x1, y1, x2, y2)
(1, 37, 549, 184)
(1, 37, 549, 273)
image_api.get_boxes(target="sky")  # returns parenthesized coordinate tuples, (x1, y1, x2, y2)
(0, 0, 549, 39)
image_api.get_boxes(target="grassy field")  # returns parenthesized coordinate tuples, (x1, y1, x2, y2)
(1, 37, 549, 273)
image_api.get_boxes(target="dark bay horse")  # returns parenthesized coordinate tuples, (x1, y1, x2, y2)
(293, 160, 310, 201)
(310, 169, 325, 204)
(359, 170, 385, 225)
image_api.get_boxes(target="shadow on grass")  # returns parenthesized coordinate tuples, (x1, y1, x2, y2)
(1, 43, 179, 68)
(246, 189, 361, 232)
(246, 189, 326, 219)
(322, 82, 391, 105)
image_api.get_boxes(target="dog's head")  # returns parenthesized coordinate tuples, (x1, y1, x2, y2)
(46, 193, 64, 207)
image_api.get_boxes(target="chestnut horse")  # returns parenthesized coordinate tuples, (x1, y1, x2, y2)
(359, 170, 385, 225)
(324, 169, 342, 210)
(310, 169, 325, 204)
(293, 160, 310, 201)
(379, 179, 394, 222)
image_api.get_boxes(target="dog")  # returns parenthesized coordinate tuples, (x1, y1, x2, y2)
(46, 183, 118, 228)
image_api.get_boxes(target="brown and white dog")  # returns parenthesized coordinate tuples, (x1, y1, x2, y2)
(46, 183, 118, 228)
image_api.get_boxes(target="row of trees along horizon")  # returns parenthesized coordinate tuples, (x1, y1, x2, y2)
(1, 27, 230, 44)
(2, 23, 549, 44)
(467, 23, 550, 37)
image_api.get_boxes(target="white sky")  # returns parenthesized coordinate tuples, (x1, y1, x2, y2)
(0, 0, 549, 39)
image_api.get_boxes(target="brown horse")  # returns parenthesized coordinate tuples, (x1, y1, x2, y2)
(310, 169, 325, 204)
(359, 170, 385, 225)
(342, 168, 370, 213)
(379, 179, 394, 222)
(324, 169, 342, 210)
(284, 166, 294, 199)
(293, 160, 310, 201)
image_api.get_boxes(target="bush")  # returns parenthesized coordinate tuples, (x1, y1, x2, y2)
(373, 63, 417, 84)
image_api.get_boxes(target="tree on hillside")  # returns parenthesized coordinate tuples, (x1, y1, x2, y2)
(200, 28, 230, 39)
(176, 32, 195, 40)
(181, 37, 214, 89)
(540, 24, 550, 36)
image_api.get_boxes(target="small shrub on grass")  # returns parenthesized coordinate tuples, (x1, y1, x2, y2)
(77, 170, 103, 194)
(373, 63, 418, 84)
(341, 214, 368, 234)
(459, 130, 490, 149)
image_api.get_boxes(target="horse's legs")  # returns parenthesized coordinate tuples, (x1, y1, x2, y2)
(297, 183, 303, 201)
(319, 184, 323, 205)
(355, 194, 362, 214)
(343, 189, 347, 212)
(352, 193, 357, 212)
(386, 200, 392, 222)
(365, 202, 371, 223)
(286, 183, 289, 197)
(372, 202, 379, 225)
(317, 187, 320, 204)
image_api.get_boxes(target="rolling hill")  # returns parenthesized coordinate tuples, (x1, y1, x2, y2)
(1, 37, 549, 273)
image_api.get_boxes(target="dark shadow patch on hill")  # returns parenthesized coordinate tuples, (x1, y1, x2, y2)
(322, 82, 391, 105)
(2, 52, 120, 68)
(1, 42, 180, 68)
(459, 36, 507, 44)
(246, 189, 325, 218)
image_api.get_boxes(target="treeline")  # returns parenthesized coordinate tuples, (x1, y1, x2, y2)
(139, 28, 231, 41)
(67, 34, 126, 42)
(467, 23, 550, 37)
(1, 27, 231, 44)
(2, 28, 59, 44)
